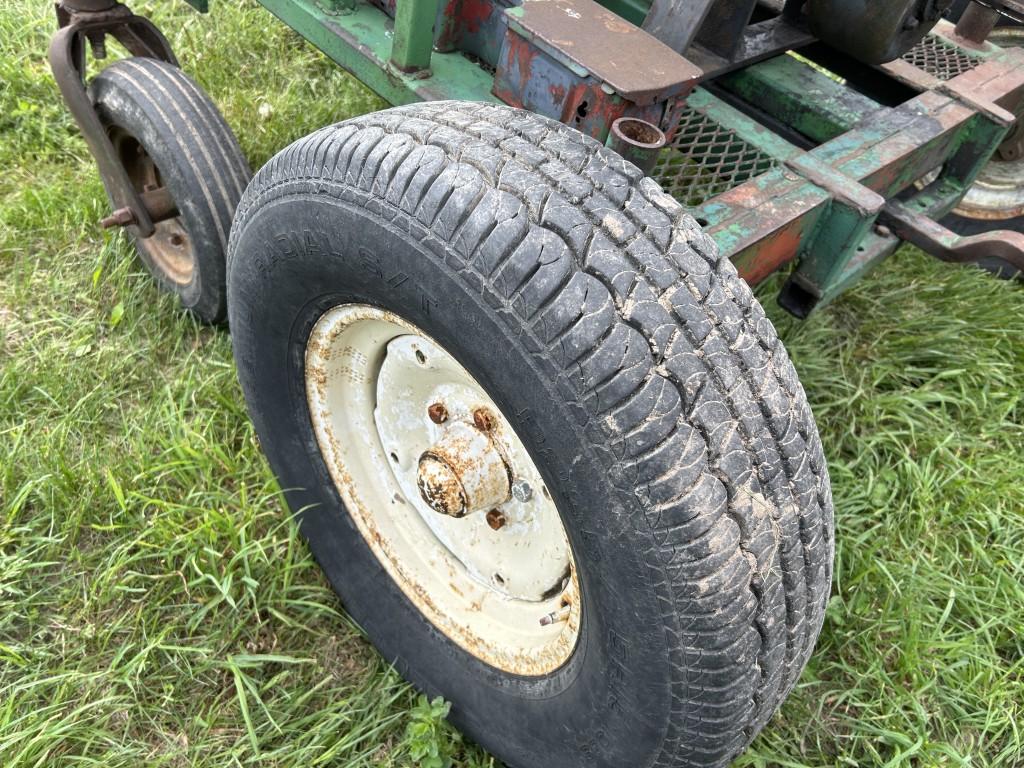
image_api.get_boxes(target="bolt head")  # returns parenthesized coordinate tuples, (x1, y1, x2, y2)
(511, 480, 533, 503)
(472, 407, 496, 432)
(485, 509, 506, 530)
(427, 402, 448, 424)
(100, 207, 136, 229)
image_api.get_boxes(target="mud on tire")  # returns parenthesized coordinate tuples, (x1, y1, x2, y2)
(226, 101, 835, 768)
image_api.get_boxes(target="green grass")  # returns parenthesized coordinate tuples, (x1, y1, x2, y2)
(1, 2, 1022, 765)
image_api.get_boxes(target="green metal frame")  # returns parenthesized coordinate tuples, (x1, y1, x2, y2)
(704, 34, 1022, 312)
(180, 0, 1024, 315)
(257, 0, 498, 104)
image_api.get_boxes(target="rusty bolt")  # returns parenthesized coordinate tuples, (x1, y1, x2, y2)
(472, 407, 496, 432)
(485, 509, 506, 530)
(427, 402, 449, 424)
(100, 207, 136, 229)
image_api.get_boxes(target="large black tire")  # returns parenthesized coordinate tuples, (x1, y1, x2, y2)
(91, 57, 251, 323)
(808, 0, 951, 64)
(227, 102, 834, 768)
(947, 0, 1018, 25)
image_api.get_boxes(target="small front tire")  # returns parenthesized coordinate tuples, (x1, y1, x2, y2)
(91, 57, 251, 323)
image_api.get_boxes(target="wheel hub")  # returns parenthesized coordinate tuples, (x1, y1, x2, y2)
(108, 125, 193, 284)
(956, 28, 1024, 221)
(416, 419, 512, 518)
(304, 304, 581, 674)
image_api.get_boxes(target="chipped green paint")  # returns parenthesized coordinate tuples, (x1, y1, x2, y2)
(391, 0, 442, 72)
(688, 70, 1017, 315)
(182, 0, 1023, 315)
(720, 54, 879, 144)
(257, 0, 498, 106)
(684, 87, 803, 162)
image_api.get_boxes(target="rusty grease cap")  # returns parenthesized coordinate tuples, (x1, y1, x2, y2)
(417, 454, 470, 518)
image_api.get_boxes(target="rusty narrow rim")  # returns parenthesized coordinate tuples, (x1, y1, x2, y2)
(108, 126, 194, 285)
(304, 304, 581, 675)
(956, 28, 1024, 221)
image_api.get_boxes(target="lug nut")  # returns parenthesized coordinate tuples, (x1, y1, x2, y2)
(472, 407, 496, 432)
(100, 207, 136, 229)
(511, 480, 533, 502)
(427, 402, 448, 424)
(485, 509, 506, 530)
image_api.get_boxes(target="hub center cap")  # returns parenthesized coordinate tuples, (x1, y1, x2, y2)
(416, 419, 512, 518)
(371, 334, 569, 603)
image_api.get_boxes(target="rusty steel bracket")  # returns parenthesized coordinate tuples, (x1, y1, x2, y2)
(49, 0, 178, 238)
(881, 199, 1024, 270)
(494, 0, 703, 140)
(936, 49, 1024, 125)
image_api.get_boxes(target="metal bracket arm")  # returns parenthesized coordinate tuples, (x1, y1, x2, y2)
(48, 1, 178, 237)
(881, 200, 1024, 271)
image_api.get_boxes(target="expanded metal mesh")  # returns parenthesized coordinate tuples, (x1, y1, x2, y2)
(652, 107, 779, 208)
(901, 35, 982, 80)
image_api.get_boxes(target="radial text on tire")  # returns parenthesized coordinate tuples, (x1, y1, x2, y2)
(226, 101, 835, 768)
(90, 57, 251, 323)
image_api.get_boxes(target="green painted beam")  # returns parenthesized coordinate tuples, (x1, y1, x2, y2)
(685, 87, 803, 162)
(257, 0, 499, 106)
(719, 54, 880, 144)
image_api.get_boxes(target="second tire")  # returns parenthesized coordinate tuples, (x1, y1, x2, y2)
(91, 57, 251, 323)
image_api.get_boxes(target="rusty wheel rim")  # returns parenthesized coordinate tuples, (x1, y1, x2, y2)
(304, 304, 581, 675)
(109, 126, 194, 285)
(956, 28, 1024, 222)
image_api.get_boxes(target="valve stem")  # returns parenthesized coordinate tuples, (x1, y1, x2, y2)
(539, 605, 571, 627)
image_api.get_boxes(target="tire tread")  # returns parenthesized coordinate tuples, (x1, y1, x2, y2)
(229, 103, 834, 767)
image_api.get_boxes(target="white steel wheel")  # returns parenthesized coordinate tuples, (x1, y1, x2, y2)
(304, 304, 581, 675)
(954, 29, 1024, 223)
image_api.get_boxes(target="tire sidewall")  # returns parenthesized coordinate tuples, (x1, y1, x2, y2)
(228, 190, 677, 768)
